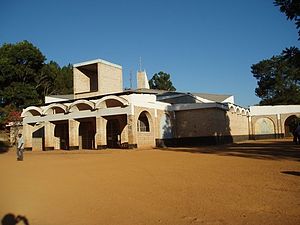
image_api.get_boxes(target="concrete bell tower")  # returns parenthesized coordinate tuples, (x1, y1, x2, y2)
(137, 70, 150, 89)
(73, 59, 123, 99)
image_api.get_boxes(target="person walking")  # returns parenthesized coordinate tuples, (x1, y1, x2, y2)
(17, 133, 24, 161)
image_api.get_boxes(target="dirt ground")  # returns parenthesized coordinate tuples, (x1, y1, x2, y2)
(1, 139, 300, 225)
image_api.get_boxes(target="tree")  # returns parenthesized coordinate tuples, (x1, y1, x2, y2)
(0, 40, 73, 127)
(0, 40, 46, 108)
(53, 64, 73, 95)
(274, 0, 300, 39)
(251, 47, 300, 105)
(0, 104, 19, 129)
(37, 61, 60, 97)
(251, 2, 300, 105)
(149, 71, 176, 91)
(37, 61, 73, 96)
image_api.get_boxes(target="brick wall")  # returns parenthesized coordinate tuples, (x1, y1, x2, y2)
(134, 107, 156, 148)
(226, 111, 249, 136)
(73, 67, 90, 94)
(175, 108, 232, 137)
(98, 63, 122, 95)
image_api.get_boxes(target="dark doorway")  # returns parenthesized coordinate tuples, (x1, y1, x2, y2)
(106, 119, 120, 148)
(284, 115, 299, 137)
(54, 121, 69, 150)
(79, 118, 96, 149)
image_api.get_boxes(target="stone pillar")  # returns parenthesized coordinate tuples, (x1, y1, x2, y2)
(248, 116, 253, 139)
(95, 116, 107, 149)
(276, 114, 283, 138)
(69, 119, 79, 150)
(44, 121, 55, 151)
(121, 124, 128, 147)
(127, 115, 137, 148)
(23, 123, 34, 151)
(153, 109, 159, 139)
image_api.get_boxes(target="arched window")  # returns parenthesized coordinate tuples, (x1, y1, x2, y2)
(137, 111, 150, 132)
(254, 117, 275, 135)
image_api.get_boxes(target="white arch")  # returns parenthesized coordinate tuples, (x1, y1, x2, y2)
(241, 109, 246, 116)
(137, 110, 153, 132)
(254, 117, 275, 135)
(43, 103, 68, 115)
(21, 106, 43, 117)
(95, 95, 129, 108)
(229, 106, 235, 113)
(227, 103, 236, 113)
(69, 100, 95, 112)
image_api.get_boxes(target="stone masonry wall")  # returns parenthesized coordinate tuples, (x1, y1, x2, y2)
(134, 107, 156, 149)
(175, 108, 231, 138)
(73, 67, 90, 94)
(98, 62, 122, 95)
(226, 111, 249, 136)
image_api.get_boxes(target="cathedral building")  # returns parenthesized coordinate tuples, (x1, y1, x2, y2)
(21, 59, 300, 151)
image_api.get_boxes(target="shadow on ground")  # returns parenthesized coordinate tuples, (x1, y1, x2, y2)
(0, 141, 10, 154)
(158, 139, 300, 161)
(1, 213, 29, 225)
(281, 171, 300, 176)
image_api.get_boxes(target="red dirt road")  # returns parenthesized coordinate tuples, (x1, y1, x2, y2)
(1, 139, 300, 225)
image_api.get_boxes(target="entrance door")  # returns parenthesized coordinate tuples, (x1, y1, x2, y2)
(54, 122, 69, 150)
(79, 120, 96, 149)
(106, 119, 120, 148)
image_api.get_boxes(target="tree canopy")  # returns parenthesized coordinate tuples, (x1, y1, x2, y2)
(251, 1, 300, 105)
(0, 40, 46, 108)
(251, 47, 300, 105)
(274, 0, 300, 39)
(0, 40, 73, 126)
(149, 71, 176, 91)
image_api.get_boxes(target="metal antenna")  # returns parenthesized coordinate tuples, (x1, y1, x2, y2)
(139, 56, 142, 72)
(129, 70, 133, 89)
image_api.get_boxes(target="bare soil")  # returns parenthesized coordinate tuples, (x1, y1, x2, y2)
(1, 139, 300, 225)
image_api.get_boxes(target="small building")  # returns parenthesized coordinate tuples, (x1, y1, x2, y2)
(21, 59, 300, 151)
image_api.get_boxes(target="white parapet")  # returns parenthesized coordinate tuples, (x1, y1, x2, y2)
(250, 105, 300, 116)
(45, 95, 74, 104)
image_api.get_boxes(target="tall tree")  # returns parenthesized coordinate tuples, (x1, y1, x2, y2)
(37, 61, 60, 97)
(251, 1, 300, 105)
(274, 0, 300, 39)
(0, 40, 73, 127)
(0, 40, 46, 108)
(149, 71, 176, 91)
(37, 61, 73, 96)
(251, 47, 300, 105)
(53, 64, 73, 95)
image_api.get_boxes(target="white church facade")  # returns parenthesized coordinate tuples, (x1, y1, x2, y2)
(21, 59, 300, 151)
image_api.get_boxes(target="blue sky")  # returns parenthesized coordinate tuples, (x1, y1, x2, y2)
(0, 0, 299, 107)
